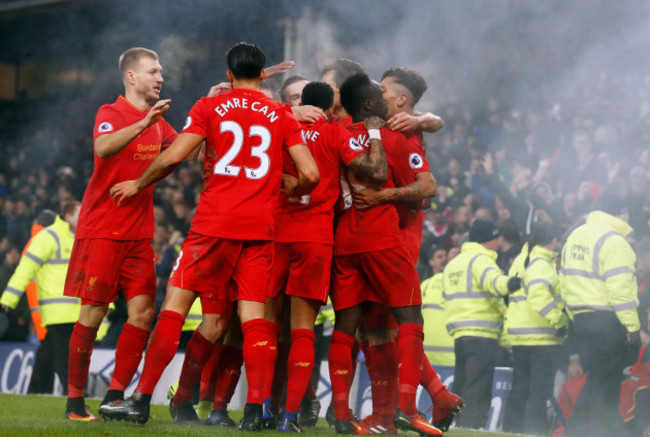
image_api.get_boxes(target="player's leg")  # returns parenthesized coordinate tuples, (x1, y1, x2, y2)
(170, 298, 231, 424)
(103, 239, 157, 405)
(279, 295, 320, 432)
(64, 238, 124, 420)
(364, 247, 441, 436)
(206, 312, 242, 427)
(234, 240, 275, 431)
(99, 285, 197, 423)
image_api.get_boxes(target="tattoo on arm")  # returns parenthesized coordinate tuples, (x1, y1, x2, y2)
(348, 139, 387, 184)
(389, 182, 422, 201)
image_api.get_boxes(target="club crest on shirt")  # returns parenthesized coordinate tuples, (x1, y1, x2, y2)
(183, 116, 192, 130)
(97, 122, 113, 133)
(409, 153, 424, 169)
(349, 138, 363, 151)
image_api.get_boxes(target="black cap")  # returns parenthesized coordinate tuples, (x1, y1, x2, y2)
(469, 218, 501, 243)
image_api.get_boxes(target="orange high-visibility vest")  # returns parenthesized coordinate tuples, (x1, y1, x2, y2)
(22, 224, 47, 341)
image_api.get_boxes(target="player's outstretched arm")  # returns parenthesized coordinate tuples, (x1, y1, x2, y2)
(352, 171, 437, 210)
(347, 116, 388, 185)
(387, 111, 443, 133)
(110, 132, 204, 206)
(286, 144, 320, 196)
(95, 99, 171, 159)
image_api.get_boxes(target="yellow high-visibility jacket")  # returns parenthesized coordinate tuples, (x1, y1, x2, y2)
(0, 216, 80, 326)
(560, 210, 640, 332)
(183, 299, 203, 332)
(421, 272, 455, 366)
(442, 242, 510, 340)
(507, 244, 569, 346)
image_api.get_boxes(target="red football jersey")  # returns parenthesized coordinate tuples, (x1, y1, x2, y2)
(182, 88, 304, 241)
(334, 122, 413, 256)
(76, 96, 178, 240)
(394, 130, 431, 260)
(274, 119, 364, 245)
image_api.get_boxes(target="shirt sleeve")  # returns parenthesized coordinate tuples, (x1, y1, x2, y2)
(387, 130, 417, 187)
(334, 125, 365, 166)
(475, 255, 510, 297)
(93, 105, 126, 141)
(1, 231, 55, 308)
(181, 98, 209, 139)
(405, 134, 430, 174)
(281, 105, 305, 150)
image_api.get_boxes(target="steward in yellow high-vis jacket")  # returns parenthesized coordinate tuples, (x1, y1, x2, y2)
(421, 271, 455, 367)
(502, 223, 567, 435)
(442, 218, 520, 429)
(0, 202, 81, 394)
(560, 196, 641, 437)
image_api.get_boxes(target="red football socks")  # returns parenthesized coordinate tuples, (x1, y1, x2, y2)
(285, 329, 315, 412)
(242, 318, 274, 404)
(136, 310, 184, 395)
(262, 321, 280, 403)
(329, 331, 356, 421)
(213, 345, 243, 410)
(396, 323, 424, 416)
(421, 353, 445, 398)
(199, 344, 223, 401)
(366, 340, 398, 422)
(67, 322, 98, 398)
(173, 330, 215, 407)
(108, 322, 149, 392)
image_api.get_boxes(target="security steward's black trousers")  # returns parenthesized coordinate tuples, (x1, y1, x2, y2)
(502, 344, 561, 435)
(453, 336, 499, 429)
(565, 312, 630, 437)
(27, 323, 74, 394)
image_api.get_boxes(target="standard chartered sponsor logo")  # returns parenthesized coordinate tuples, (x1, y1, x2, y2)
(1, 348, 34, 394)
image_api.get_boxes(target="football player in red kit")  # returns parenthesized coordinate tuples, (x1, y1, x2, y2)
(265, 81, 387, 432)
(100, 42, 319, 430)
(328, 73, 442, 436)
(353, 67, 463, 433)
(63, 47, 178, 421)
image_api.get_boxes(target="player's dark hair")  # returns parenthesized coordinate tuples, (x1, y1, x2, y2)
(301, 82, 334, 112)
(340, 73, 373, 119)
(119, 47, 159, 79)
(322, 59, 365, 87)
(381, 67, 428, 105)
(61, 201, 80, 219)
(280, 75, 309, 103)
(226, 42, 266, 79)
(524, 222, 562, 267)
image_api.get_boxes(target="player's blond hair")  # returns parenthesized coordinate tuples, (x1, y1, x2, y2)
(119, 47, 159, 79)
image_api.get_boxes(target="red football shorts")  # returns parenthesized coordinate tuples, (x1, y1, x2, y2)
(168, 231, 272, 304)
(64, 238, 155, 305)
(331, 245, 421, 311)
(269, 242, 332, 303)
(362, 303, 399, 329)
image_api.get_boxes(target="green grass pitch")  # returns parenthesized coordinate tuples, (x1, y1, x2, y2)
(0, 394, 532, 437)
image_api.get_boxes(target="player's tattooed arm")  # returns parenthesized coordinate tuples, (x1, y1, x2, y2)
(95, 99, 171, 159)
(347, 116, 388, 185)
(387, 111, 443, 133)
(109, 132, 204, 206)
(352, 171, 436, 210)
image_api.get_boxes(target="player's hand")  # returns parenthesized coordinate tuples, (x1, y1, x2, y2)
(386, 112, 418, 133)
(364, 115, 385, 131)
(264, 61, 295, 79)
(351, 185, 387, 210)
(110, 180, 141, 206)
(208, 82, 232, 97)
(143, 99, 171, 128)
(292, 105, 325, 123)
(1, 304, 10, 313)
(280, 173, 299, 196)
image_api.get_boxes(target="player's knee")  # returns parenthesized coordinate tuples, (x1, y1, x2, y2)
(128, 304, 156, 329)
(392, 306, 423, 325)
(198, 318, 227, 343)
